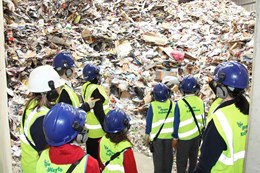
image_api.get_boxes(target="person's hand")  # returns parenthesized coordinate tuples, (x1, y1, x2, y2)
(143, 92, 152, 104)
(87, 97, 100, 109)
(144, 134, 150, 146)
(172, 138, 178, 150)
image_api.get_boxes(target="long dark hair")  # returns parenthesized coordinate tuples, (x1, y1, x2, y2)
(228, 88, 249, 115)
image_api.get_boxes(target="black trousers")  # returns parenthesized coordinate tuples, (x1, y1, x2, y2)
(176, 136, 200, 173)
(86, 137, 101, 161)
(153, 139, 173, 173)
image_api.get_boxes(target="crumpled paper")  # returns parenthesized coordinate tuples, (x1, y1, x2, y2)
(3, 0, 255, 172)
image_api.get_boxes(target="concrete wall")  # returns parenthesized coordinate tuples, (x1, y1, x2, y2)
(245, 0, 260, 172)
(232, 0, 256, 11)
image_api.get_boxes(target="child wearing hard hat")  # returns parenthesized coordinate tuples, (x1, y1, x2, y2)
(20, 65, 65, 173)
(36, 102, 99, 173)
(99, 109, 138, 173)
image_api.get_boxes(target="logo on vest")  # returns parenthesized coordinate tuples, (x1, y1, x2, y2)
(157, 106, 168, 114)
(44, 160, 63, 172)
(105, 145, 119, 160)
(185, 105, 200, 113)
(237, 121, 248, 136)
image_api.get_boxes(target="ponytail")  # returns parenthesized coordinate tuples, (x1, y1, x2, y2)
(230, 89, 249, 115)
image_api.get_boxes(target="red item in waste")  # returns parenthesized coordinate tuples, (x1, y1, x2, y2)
(170, 51, 184, 61)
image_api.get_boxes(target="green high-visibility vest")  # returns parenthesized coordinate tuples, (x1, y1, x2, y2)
(100, 136, 132, 173)
(20, 99, 38, 132)
(150, 99, 174, 140)
(20, 104, 49, 173)
(177, 95, 205, 140)
(211, 104, 248, 173)
(206, 97, 222, 126)
(81, 82, 109, 138)
(36, 148, 88, 173)
(57, 84, 80, 107)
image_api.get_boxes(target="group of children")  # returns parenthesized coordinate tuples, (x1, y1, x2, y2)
(145, 61, 250, 173)
(20, 50, 250, 173)
(145, 75, 205, 173)
(20, 51, 138, 173)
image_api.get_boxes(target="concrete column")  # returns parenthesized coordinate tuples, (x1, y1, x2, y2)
(0, 0, 13, 173)
(245, 0, 260, 172)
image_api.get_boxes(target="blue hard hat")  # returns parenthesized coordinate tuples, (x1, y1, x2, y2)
(53, 51, 76, 69)
(180, 75, 198, 93)
(153, 83, 170, 102)
(213, 62, 230, 76)
(104, 109, 130, 133)
(214, 61, 249, 89)
(83, 64, 100, 81)
(43, 102, 86, 146)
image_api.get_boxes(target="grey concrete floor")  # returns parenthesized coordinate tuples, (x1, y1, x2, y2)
(134, 151, 177, 173)
(134, 152, 154, 173)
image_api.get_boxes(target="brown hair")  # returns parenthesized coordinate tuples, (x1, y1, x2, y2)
(24, 92, 52, 111)
(55, 68, 66, 76)
(105, 131, 133, 145)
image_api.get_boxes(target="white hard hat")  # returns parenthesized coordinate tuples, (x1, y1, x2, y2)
(28, 65, 65, 93)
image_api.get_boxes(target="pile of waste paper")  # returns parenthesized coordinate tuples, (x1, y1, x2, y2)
(3, 0, 255, 172)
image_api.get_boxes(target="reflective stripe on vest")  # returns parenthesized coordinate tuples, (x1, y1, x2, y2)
(36, 148, 88, 173)
(81, 82, 109, 138)
(20, 106, 49, 173)
(105, 164, 124, 172)
(150, 100, 174, 140)
(206, 98, 222, 126)
(211, 104, 248, 173)
(177, 96, 205, 140)
(20, 99, 38, 131)
(100, 136, 132, 173)
(21, 106, 49, 146)
(219, 151, 245, 165)
(58, 84, 80, 107)
(20, 104, 36, 145)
